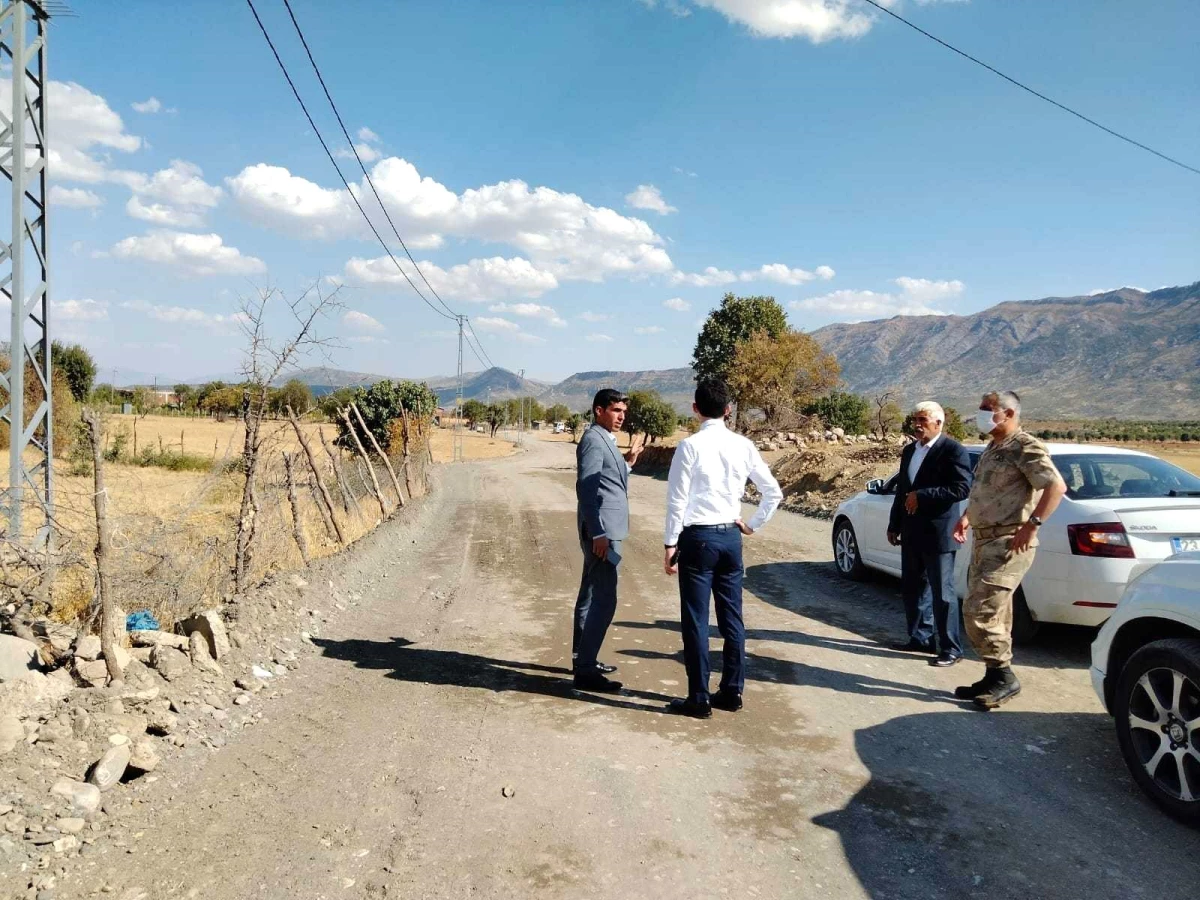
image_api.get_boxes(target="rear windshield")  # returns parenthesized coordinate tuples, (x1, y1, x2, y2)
(1051, 454, 1200, 500)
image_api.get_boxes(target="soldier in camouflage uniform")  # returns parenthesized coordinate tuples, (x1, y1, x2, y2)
(952, 391, 1067, 709)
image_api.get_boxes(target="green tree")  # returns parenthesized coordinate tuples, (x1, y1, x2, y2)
(51, 341, 97, 403)
(461, 398, 488, 428)
(346, 379, 439, 450)
(486, 403, 507, 438)
(546, 403, 571, 424)
(624, 390, 676, 444)
(803, 392, 871, 434)
(271, 379, 313, 417)
(130, 385, 154, 415)
(726, 329, 840, 425)
(692, 294, 789, 425)
(173, 383, 198, 412)
(318, 386, 357, 420)
(567, 412, 585, 442)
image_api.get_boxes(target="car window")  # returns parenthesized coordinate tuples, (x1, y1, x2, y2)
(1051, 454, 1200, 500)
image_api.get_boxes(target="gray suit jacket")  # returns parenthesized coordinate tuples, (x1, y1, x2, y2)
(576, 424, 630, 544)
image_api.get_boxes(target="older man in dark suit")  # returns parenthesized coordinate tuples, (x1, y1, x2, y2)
(887, 401, 974, 666)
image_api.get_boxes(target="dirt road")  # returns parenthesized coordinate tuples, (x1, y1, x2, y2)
(34, 437, 1195, 899)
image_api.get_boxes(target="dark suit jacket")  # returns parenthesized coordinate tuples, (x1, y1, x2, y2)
(888, 435, 973, 554)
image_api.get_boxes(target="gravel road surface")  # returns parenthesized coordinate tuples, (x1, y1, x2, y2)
(36, 437, 1196, 899)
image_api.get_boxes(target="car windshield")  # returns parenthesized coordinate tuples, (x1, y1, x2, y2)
(1051, 454, 1200, 500)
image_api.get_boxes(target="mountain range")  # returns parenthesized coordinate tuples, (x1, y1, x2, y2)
(74, 281, 1199, 419)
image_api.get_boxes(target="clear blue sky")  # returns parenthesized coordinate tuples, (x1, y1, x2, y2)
(34, 0, 1200, 384)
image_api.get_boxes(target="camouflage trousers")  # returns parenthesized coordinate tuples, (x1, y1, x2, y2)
(964, 535, 1036, 668)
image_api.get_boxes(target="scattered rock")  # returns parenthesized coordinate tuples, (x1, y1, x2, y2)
(50, 779, 101, 816)
(233, 694, 251, 706)
(87, 745, 131, 791)
(145, 707, 177, 736)
(73, 635, 102, 662)
(34, 723, 71, 745)
(74, 659, 109, 688)
(1, 714, 26, 753)
(56, 817, 85, 835)
(128, 630, 188, 650)
(53, 834, 79, 853)
(0, 634, 43, 682)
(289, 574, 308, 590)
(104, 645, 133, 673)
(150, 645, 188, 682)
(180, 610, 231, 661)
(188, 632, 223, 675)
(234, 677, 263, 694)
(501, 784, 516, 798)
(128, 738, 161, 774)
(251, 665, 274, 680)
(0, 669, 73, 719)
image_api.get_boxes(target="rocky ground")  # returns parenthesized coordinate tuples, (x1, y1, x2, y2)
(0, 436, 1193, 900)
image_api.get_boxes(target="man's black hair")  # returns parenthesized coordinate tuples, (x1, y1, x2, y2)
(694, 377, 732, 419)
(592, 388, 628, 414)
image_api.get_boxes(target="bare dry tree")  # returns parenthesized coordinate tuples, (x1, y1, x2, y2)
(288, 406, 345, 545)
(318, 425, 357, 516)
(351, 402, 404, 508)
(233, 282, 342, 595)
(873, 389, 903, 439)
(81, 408, 123, 685)
(281, 451, 310, 566)
(339, 406, 389, 520)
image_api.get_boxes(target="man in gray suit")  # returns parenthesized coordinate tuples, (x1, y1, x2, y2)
(573, 388, 642, 692)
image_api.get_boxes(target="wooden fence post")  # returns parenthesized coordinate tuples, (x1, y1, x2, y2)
(339, 407, 389, 519)
(282, 451, 311, 566)
(81, 408, 123, 686)
(351, 402, 404, 508)
(318, 426, 358, 516)
(287, 407, 346, 545)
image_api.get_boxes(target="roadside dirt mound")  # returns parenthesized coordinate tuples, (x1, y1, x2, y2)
(754, 442, 903, 520)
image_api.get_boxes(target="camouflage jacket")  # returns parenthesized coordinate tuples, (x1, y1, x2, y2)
(967, 431, 1059, 530)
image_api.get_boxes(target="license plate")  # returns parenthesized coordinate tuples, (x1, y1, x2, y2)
(1173, 537, 1200, 553)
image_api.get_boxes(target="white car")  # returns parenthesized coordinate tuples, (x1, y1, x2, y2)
(1090, 553, 1200, 822)
(831, 443, 1200, 639)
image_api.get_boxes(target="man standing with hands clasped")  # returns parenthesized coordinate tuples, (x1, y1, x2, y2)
(574, 389, 643, 693)
(953, 391, 1066, 709)
(663, 378, 783, 719)
(887, 401, 973, 667)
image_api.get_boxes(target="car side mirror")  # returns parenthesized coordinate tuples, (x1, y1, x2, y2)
(866, 478, 884, 494)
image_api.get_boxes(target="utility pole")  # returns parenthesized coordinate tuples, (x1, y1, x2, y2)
(452, 315, 464, 463)
(0, 0, 52, 546)
(517, 368, 525, 447)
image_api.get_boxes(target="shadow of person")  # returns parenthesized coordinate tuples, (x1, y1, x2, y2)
(812, 710, 1193, 899)
(618, 647, 959, 706)
(312, 636, 674, 714)
(744, 561, 1098, 671)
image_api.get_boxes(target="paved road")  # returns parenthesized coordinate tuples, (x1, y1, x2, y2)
(41, 438, 1197, 899)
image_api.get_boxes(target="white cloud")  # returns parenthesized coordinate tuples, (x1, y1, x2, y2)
(122, 299, 250, 330)
(53, 298, 109, 321)
(345, 254, 559, 301)
(357, 126, 381, 143)
(125, 160, 222, 227)
(579, 311, 609, 323)
(334, 142, 382, 164)
(891, 276, 964, 303)
(791, 276, 962, 322)
(663, 297, 691, 311)
(669, 267, 737, 287)
(672, 166, 698, 178)
(343, 310, 385, 333)
(740, 262, 836, 285)
(625, 184, 677, 215)
(686, 0, 882, 43)
(586, 333, 614, 342)
(49, 186, 103, 209)
(488, 302, 567, 327)
(131, 97, 162, 114)
(229, 156, 673, 283)
(111, 230, 266, 277)
(634, 325, 665, 335)
(472, 316, 520, 332)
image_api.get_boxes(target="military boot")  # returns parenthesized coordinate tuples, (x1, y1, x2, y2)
(974, 667, 1021, 710)
(954, 666, 1001, 700)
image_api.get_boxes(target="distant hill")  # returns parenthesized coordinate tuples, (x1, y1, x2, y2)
(811, 282, 1200, 419)
(538, 368, 697, 414)
(425, 368, 548, 406)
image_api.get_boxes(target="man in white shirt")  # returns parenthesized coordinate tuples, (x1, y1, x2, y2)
(663, 378, 783, 718)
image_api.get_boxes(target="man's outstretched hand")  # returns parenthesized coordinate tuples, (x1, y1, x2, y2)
(624, 435, 644, 466)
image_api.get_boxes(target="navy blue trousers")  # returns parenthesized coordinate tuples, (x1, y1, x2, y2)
(900, 542, 962, 656)
(677, 525, 745, 703)
(573, 537, 619, 672)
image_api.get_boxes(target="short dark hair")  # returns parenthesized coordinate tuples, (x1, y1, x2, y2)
(592, 388, 628, 415)
(695, 377, 731, 419)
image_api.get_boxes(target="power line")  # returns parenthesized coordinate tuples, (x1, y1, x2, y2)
(856, 0, 1200, 177)
(464, 318, 497, 371)
(243, 0, 457, 321)
(279, 0, 462, 320)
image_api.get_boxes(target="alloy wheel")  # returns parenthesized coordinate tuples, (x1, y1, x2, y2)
(1125, 666, 1200, 802)
(835, 526, 858, 574)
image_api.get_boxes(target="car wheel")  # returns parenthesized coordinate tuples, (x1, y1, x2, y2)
(1113, 638, 1200, 823)
(1011, 586, 1040, 643)
(832, 519, 867, 581)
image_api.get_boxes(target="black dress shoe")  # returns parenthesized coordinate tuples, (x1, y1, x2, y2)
(890, 639, 936, 654)
(666, 697, 712, 719)
(929, 653, 961, 667)
(573, 672, 623, 693)
(596, 662, 618, 674)
(710, 690, 743, 712)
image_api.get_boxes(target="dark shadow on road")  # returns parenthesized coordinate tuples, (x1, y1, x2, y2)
(745, 561, 1097, 671)
(813, 710, 1193, 899)
(617, 646, 961, 706)
(312, 637, 675, 714)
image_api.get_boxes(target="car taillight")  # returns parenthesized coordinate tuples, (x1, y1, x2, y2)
(1068, 523, 1135, 559)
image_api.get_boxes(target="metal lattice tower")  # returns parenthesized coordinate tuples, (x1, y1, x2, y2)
(0, 0, 52, 546)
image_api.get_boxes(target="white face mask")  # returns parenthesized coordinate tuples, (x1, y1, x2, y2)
(976, 410, 1000, 434)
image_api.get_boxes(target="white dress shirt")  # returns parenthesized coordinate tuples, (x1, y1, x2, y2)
(664, 418, 783, 546)
(907, 431, 941, 484)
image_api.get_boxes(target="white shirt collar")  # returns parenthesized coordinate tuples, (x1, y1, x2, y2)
(917, 431, 942, 450)
(699, 418, 726, 431)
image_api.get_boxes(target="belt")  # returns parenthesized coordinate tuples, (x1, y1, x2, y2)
(682, 523, 737, 533)
(974, 524, 1021, 540)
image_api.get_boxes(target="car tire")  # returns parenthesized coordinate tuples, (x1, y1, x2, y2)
(832, 519, 868, 581)
(1113, 638, 1200, 824)
(1011, 586, 1040, 644)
